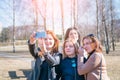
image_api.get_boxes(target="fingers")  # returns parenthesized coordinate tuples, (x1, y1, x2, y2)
(30, 32, 36, 44)
(38, 38, 44, 45)
(42, 39, 47, 52)
(78, 46, 84, 56)
(38, 39, 47, 53)
(38, 51, 44, 57)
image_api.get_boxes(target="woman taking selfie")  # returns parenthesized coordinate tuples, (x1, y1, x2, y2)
(28, 30, 62, 80)
(77, 34, 110, 80)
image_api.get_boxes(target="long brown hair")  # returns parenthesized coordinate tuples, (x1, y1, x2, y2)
(64, 27, 81, 45)
(46, 30, 59, 53)
(82, 34, 102, 53)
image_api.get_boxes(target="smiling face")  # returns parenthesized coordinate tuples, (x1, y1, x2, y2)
(44, 34, 55, 51)
(83, 38, 96, 54)
(64, 41, 76, 58)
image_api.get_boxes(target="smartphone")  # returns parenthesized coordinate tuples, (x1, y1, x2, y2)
(35, 31, 46, 38)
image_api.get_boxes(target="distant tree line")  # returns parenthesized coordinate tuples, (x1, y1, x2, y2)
(0, 0, 120, 54)
(0, 25, 63, 42)
(0, 25, 34, 42)
(0, 20, 119, 43)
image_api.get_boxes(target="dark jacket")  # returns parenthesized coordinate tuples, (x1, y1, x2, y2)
(58, 57, 85, 80)
(28, 43, 62, 80)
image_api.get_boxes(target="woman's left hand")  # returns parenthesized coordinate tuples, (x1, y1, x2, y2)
(38, 38, 47, 53)
(78, 47, 84, 56)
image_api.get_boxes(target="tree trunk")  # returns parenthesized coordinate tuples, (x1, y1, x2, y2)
(60, 0, 64, 42)
(52, 0, 54, 32)
(13, 0, 15, 53)
(110, 0, 115, 51)
(102, 0, 110, 54)
(96, 0, 100, 39)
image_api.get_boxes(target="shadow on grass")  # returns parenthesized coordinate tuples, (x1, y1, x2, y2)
(8, 69, 32, 79)
(8, 71, 20, 79)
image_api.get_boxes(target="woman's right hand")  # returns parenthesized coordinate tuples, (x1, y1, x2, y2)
(30, 32, 36, 44)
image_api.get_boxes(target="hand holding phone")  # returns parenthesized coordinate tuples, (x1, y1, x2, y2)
(29, 32, 36, 44)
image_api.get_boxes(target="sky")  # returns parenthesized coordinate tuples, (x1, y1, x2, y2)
(0, 0, 72, 34)
(0, 0, 120, 34)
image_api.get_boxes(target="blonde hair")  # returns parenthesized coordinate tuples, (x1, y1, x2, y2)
(63, 38, 79, 58)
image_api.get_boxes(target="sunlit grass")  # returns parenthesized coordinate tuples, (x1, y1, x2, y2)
(0, 42, 120, 80)
(104, 42, 120, 80)
(105, 55, 120, 80)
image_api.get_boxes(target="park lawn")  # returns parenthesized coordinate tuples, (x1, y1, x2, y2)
(105, 55, 120, 80)
(0, 42, 120, 80)
(104, 43, 120, 80)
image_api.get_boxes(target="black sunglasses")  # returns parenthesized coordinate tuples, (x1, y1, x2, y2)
(87, 34, 95, 37)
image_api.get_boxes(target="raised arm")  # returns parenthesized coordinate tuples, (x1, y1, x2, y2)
(77, 53, 101, 75)
(28, 40, 39, 59)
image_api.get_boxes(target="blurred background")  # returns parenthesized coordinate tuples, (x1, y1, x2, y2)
(0, 0, 120, 80)
(0, 0, 120, 53)
(0, 0, 120, 52)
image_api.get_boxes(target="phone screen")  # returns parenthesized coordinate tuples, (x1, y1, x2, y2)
(35, 31, 46, 38)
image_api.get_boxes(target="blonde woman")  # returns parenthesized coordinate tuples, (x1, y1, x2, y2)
(57, 38, 85, 80)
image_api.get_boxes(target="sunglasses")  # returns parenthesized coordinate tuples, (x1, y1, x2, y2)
(87, 34, 95, 37)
